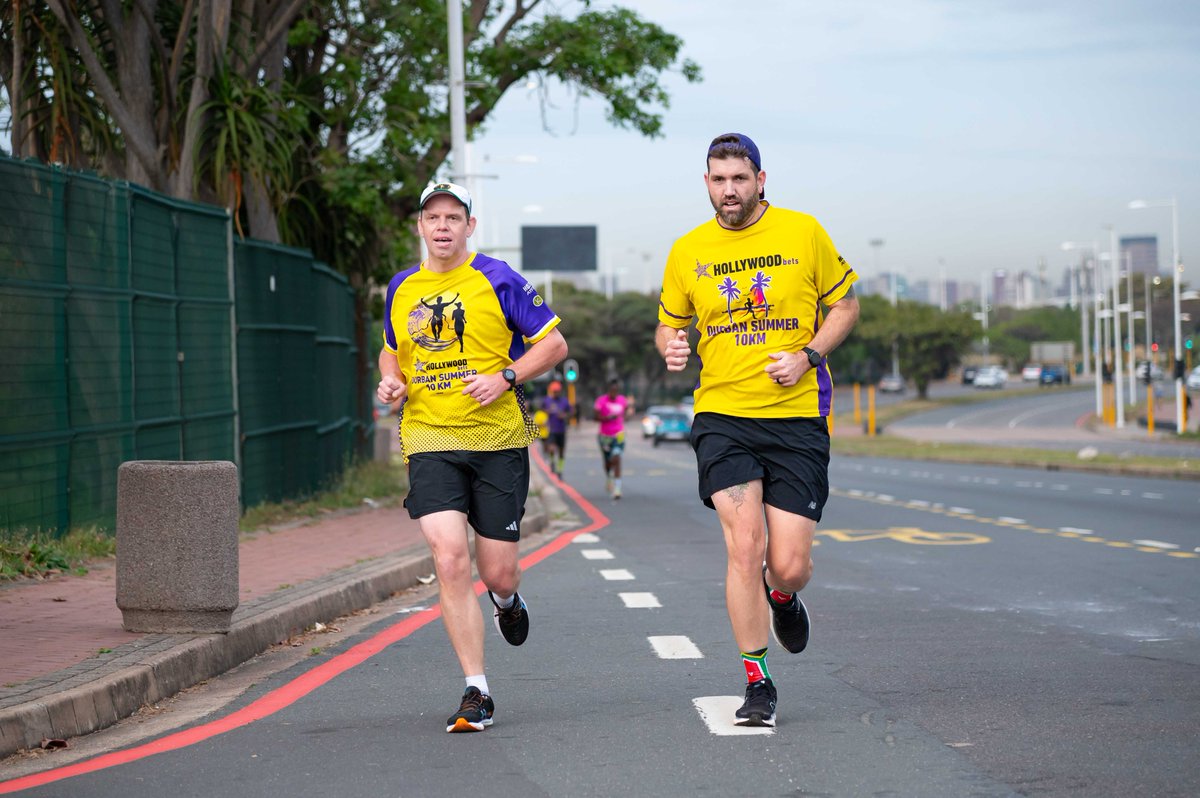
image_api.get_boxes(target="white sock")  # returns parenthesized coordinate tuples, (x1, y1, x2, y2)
(613, 478, 622, 491)
(466, 674, 490, 696)
(491, 591, 516, 609)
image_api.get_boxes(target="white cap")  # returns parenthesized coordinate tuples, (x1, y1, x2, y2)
(419, 182, 472, 215)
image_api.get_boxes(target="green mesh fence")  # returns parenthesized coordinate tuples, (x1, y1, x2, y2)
(0, 157, 369, 536)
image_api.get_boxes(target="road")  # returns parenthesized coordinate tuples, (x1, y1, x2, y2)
(5, 429, 1199, 797)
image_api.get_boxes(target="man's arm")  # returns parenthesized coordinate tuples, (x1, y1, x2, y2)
(765, 290, 861, 386)
(462, 328, 569, 407)
(656, 323, 691, 372)
(376, 348, 408, 404)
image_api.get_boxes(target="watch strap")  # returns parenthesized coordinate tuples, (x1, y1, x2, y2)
(802, 347, 822, 367)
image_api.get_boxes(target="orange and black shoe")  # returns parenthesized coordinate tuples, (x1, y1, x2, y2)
(446, 686, 494, 733)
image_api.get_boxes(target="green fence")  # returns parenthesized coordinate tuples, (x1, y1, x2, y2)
(0, 157, 370, 536)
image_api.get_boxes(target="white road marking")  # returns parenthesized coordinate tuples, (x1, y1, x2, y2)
(1059, 526, 1093, 534)
(907, 499, 931, 508)
(1141, 492, 1165, 500)
(877, 494, 895, 502)
(693, 697, 775, 736)
(581, 549, 615, 560)
(847, 489, 864, 496)
(600, 568, 635, 580)
(949, 506, 974, 514)
(619, 592, 661, 608)
(1133, 540, 1179, 550)
(1051, 484, 1069, 491)
(1095, 488, 1114, 495)
(648, 635, 703, 659)
(573, 533, 601, 544)
(997, 516, 1026, 525)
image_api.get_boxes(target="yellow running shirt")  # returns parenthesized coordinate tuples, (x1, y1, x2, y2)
(658, 204, 857, 418)
(382, 253, 560, 458)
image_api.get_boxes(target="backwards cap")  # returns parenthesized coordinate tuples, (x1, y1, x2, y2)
(707, 133, 761, 173)
(419, 182, 472, 215)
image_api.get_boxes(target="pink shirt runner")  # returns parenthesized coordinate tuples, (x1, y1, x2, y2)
(594, 394, 628, 436)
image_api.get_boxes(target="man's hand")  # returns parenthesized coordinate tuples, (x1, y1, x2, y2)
(462, 371, 511, 407)
(765, 351, 806, 387)
(376, 375, 407, 405)
(663, 329, 691, 372)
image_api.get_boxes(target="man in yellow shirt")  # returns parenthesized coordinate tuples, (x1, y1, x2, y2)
(655, 133, 860, 727)
(377, 182, 568, 733)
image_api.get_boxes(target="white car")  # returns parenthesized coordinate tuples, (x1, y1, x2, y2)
(973, 365, 1008, 389)
(1187, 365, 1200, 391)
(1021, 364, 1042, 382)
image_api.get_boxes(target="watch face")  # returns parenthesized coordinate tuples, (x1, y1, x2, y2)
(503, 368, 517, 384)
(806, 349, 821, 367)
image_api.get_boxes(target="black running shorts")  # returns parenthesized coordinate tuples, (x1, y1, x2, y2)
(689, 412, 830, 521)
(404, 448, 529, 542)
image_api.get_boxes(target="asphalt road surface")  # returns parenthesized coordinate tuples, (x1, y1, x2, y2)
(7, 429, 1198, 797)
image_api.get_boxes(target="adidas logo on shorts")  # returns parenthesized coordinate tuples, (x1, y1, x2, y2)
(505, 521, 519, 532)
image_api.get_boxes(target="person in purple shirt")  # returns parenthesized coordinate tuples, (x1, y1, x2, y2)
(539, 380, 572, 476)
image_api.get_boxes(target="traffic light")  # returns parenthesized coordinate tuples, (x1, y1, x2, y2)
(563, 358, 579, 383)
(1187, 338, 1194, 350)
(1151, 342, 1159, 352)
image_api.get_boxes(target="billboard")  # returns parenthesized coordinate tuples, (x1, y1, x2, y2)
(521, 225, 597, 272)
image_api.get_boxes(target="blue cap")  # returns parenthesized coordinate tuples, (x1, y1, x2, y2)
(707, 133, 761, 172)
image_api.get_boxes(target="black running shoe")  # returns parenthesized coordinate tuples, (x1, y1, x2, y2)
(446, 686, 494, 733)
(735, 678, 777, 727)
(489, 590, 530, 646)
(763, 567, 810, 654)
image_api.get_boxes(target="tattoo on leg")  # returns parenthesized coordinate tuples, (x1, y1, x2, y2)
(721, 482, 750, 508)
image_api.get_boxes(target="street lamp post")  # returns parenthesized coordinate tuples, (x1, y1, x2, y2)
(871, 238, 899, 380)
(1106, 227, 1125, 428)
(1130, 198, 1184, 434)
(1124, 255, 1136, 404)
(1062, 242, 1097, 380)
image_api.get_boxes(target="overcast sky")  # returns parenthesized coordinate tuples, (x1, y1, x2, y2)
(463, 0, 1199, 295)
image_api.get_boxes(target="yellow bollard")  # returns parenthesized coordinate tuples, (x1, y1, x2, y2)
(1147, 385, 1155, 435)
(867, 385, 877, 437)
(853, 383, 862, 424)
(828, 407, 835, 436)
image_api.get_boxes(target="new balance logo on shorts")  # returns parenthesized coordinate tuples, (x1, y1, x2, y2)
(505, 521, 519, 532)
(808, 501, 818, 510)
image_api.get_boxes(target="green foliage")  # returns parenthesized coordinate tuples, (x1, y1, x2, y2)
(846, 296, 978, 398)
(988, 306, 1082, 367)
(0, 528, 115, 581)
(239, 458, 408, 531)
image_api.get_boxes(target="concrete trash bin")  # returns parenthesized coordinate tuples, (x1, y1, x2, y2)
(116, 460, 240, 633)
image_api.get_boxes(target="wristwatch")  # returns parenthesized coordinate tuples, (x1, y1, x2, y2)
(501, 367, 518, 389)
(801, 347, 822, 368)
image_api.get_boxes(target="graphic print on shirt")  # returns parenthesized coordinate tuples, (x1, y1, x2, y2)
(705, 264, 804, 348)
(410, 292, 467, 353)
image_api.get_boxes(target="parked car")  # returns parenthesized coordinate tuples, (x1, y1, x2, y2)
(1021, 363, 1043, 382)
(1187, 365, 1200, 391)
(652, 410, 692, 446)
(973, 365, 1008, 389)
(878, 374, 905, 393)
(1136, 360, 1165, 383)
(961, 366, 978, 385)
(1039, 366, 1067, 386)
(641, 405, 677, 438)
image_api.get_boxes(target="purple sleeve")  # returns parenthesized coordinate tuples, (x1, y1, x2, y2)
(474, 255, 560, 340)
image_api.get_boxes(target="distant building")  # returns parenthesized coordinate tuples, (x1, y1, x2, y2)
(1119, 236, 1159, 275)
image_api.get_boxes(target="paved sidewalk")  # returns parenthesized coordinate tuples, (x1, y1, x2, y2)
(0, 445, 562, 759)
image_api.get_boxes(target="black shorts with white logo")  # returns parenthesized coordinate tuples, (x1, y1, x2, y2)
(690, 412, 830, 521)
(404, 448, 529, 542)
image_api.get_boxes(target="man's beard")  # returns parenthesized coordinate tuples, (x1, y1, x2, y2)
(714, 193, 758, 228)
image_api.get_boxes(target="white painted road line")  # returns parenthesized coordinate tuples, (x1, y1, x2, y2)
(619, 592, 661, 608)
(1133, 540, 1179, 550)
(573, 533, 602, 544)
(693, 697, 775, 735)
(648, 635, 703, 659)
(1142, 492, 1165, 500)
(997, 516, 1026, 525)
(600, 568, 635, 580)
(581, 549, 615, 560)
(949, 507, 974, 515)
(1059, 526, 1093, 534)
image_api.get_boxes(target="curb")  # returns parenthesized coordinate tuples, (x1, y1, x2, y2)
(0, 495, 552, 758)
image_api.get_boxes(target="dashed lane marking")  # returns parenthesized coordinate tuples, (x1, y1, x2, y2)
(648, 636, 703, 659)
(619, 592, 661, 608)
(581, 549, 614, 560)
(600, 568, 635, 580)
(1133, 540, 1179, 550)
(693, 697, 775, 736)
(573, 533, 601, 544)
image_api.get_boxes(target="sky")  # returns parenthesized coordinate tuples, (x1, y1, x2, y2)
(462, 0, 1200, 295)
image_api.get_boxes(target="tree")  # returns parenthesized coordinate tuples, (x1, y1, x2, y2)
(848, 297, 977, 398)
(2, 0, 701, 284)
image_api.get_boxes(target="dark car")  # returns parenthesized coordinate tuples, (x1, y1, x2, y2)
(652, 410, 692, 446)
(961, 366, 978, 385)
(1039, 366, 1067, 386)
